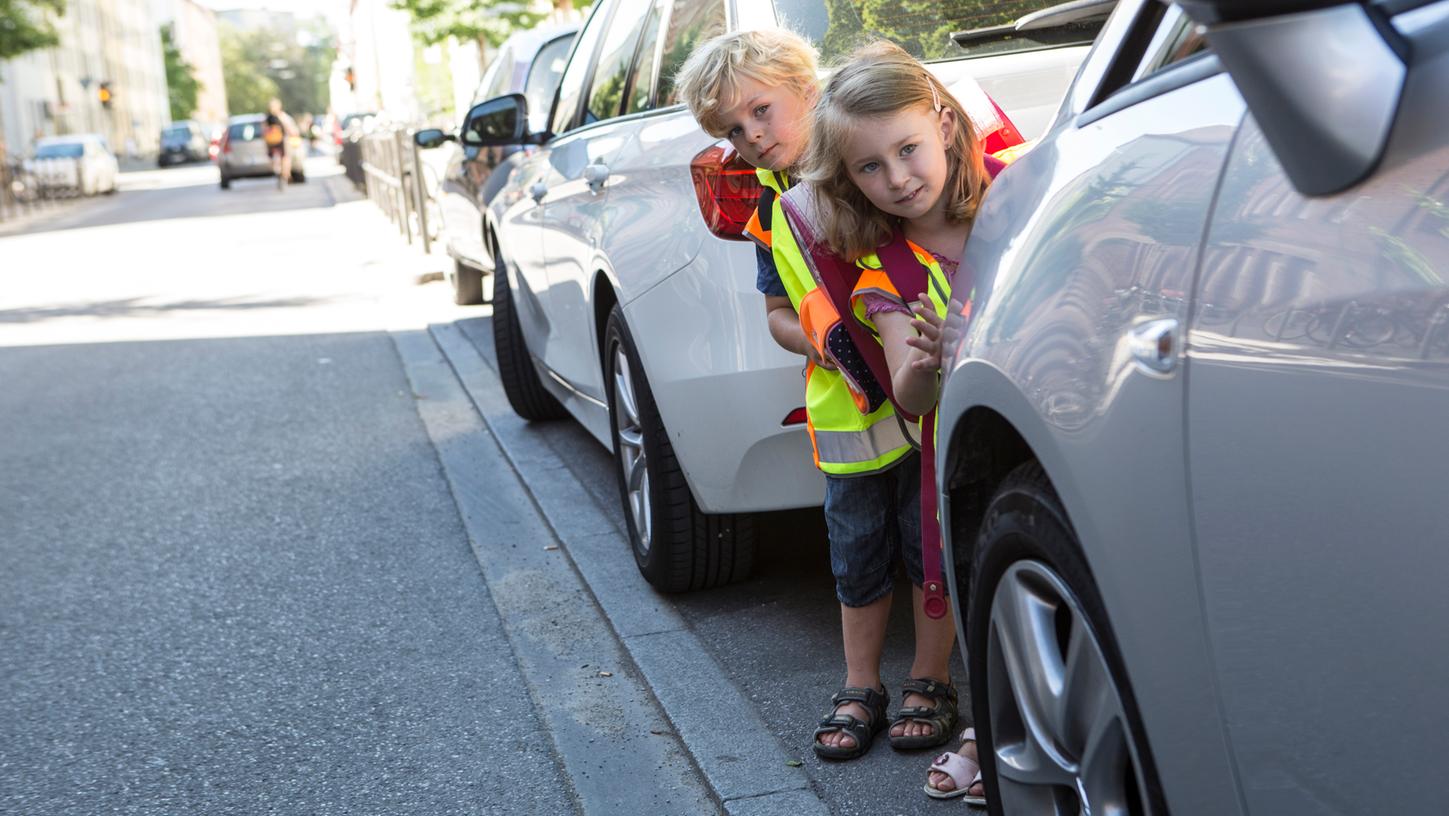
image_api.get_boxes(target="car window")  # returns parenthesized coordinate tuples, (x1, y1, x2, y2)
(622, 0, 666, 115)
(526, 34, 576, 132)
(36, 143, 83, 158)
(228, 122, 259, 141)
(773, 0, 1090, 62)
(551, 0, 616, 135)
(584, 0, 653, 125)
(1134, 5, 1209, 80)
(655, 0, 727, 108)
(479, 44, 517, 103)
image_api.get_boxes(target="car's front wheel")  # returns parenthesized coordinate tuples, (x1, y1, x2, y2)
(491, 257, 566, 421)
(968, 462, 1165, 816)
(604, 305, 755, 592)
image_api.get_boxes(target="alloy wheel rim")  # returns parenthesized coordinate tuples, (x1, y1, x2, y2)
(611, 346, 651, 552)
(986, 560, 1151, 815)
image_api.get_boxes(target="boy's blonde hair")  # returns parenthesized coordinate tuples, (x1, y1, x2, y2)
(674, 29, 819, 138)
(802, 41, 990, 261)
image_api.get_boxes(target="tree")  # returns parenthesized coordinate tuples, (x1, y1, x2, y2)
(160, 24, 200, 121)
(390, 0, 588, 50)
(219, 24, 278, 115)
(0, 0, 66, 63)
(218, 20, 335, 117)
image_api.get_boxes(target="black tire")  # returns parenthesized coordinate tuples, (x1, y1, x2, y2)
(603, 305, 755, 592)
(491, 259, 567, 421)
(291, 170, 306, 183)
(968, 461, 1166, 816)
(220, 175, 230, 190)
(452, 261, 484, 305)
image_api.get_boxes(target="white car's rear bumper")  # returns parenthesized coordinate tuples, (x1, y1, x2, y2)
(625, 251, 824, 514)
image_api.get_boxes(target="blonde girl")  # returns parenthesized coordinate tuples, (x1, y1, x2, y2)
(802, 40, 994, 803)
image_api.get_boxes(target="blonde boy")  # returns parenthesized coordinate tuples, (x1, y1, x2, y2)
(676, 32, 959, 762)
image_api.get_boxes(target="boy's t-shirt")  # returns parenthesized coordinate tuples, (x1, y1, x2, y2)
(755, 245, 787, 297)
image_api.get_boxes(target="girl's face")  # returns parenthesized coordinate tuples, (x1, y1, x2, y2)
(716, 75, 813, 171)
(843, 104, 956, 223)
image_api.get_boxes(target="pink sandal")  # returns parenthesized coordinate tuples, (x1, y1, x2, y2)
(924, 727, 987, 805)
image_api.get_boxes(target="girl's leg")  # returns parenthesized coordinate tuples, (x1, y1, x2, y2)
(891, 583, 957, 739)
(820, 593, 892, 750)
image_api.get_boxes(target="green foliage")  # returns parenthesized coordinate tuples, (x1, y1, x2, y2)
(218, 19, 336, 117)
(390, 0, 588, 49)
(817, 0, 1050, 62)
(161, 24, 201, 121)
(0, 0, 66, 63)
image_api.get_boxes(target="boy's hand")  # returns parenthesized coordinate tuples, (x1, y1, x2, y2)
(806, 342, 837, 371)
(905, 296, 945, 371)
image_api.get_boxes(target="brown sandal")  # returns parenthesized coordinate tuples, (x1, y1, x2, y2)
(889, 677, 958, 750)
(812, 684, 888, 761)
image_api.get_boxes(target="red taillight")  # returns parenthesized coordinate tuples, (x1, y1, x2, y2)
(782, 407, 809, 426)
(690, 142, 763, 241)
(982, 97, 1025, 156)
(220, 132, 231, 155)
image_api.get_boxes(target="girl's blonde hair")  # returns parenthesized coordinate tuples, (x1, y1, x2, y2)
(675, 29, 819, 138)
(802, 41, 990, 261)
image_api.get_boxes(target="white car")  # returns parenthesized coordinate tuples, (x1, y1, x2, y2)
(478, 0, 1102, 592)
(26, 134, 119, 196)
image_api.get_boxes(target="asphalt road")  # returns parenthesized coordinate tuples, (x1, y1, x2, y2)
(0, 158, 972, 816)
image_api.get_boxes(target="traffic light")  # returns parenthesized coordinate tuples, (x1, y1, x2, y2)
(98, 82, 112, 108)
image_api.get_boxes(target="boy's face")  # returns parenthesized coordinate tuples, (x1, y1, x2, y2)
(716, 75, 812, 172)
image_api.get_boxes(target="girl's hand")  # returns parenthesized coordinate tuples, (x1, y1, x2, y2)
(905, 295, 945, 371)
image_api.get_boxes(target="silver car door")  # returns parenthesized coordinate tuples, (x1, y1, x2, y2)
(536, 0, 652, 401)
(1186, 5, 1449, 812)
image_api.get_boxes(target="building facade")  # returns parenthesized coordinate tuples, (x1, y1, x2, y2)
(0, 0, 170, 158)
(161, 0, 228, 125)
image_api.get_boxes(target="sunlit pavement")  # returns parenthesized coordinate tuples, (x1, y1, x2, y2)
(1, 158, 463, 347)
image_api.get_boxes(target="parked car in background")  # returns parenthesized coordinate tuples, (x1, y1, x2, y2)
(935, 0, 1449, 813)
(25, 134, 118, 195)
(218, 114, 305, 189)
(158, 121, 210, 166)
(467, 0, 1101, 592)
(414, 23, 579, 304)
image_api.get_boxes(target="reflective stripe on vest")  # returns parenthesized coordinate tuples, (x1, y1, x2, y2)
(762, 168, 913, 476)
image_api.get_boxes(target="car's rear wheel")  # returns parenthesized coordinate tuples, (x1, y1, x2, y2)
(220, 174, 231, 190)
(491, 258, 566, 421)
(604, 305, 755, 592)
(452, 260, 484, 305)
(968, 461, 1165, 816)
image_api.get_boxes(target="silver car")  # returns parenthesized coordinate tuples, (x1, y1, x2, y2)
(218, 114, 304, 189)
(936, 0, 1449, 813)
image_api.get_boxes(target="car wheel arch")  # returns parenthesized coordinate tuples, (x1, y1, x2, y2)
(592, 271, 619, 377)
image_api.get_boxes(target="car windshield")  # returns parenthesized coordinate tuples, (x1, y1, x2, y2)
(774, 0, 1103, 61)
(228, 122, 260, 141)
(35, 143, 84, 158)
(165, 125, 190, 139)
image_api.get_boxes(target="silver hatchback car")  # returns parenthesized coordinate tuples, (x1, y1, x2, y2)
(218, 114, 305, 189)
(936, 0, 1449, 813)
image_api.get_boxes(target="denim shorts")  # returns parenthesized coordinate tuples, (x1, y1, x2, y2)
(822, 452, 923, 607)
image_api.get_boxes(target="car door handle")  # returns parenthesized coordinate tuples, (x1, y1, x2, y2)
(582, 162, 609, 193)
(1129, 318, 1180, 375)
(529, 181, 547, 203)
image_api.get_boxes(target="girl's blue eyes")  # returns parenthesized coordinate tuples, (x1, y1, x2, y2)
(858, 145, 918, 175)
(754, 104, 769, 118)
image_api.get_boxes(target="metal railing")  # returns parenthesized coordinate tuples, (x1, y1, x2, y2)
(358, 127, 433, 254)
(0, 157, 81, 223)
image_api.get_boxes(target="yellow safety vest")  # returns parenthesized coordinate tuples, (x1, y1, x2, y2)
(851, 241, 956, 439)
(747, 168, 913, 476)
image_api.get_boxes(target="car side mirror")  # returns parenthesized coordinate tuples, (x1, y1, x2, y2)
(1182, 1, 1406, 196)
(461, 94, 529, 147)
(414, 128, 455, 149)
